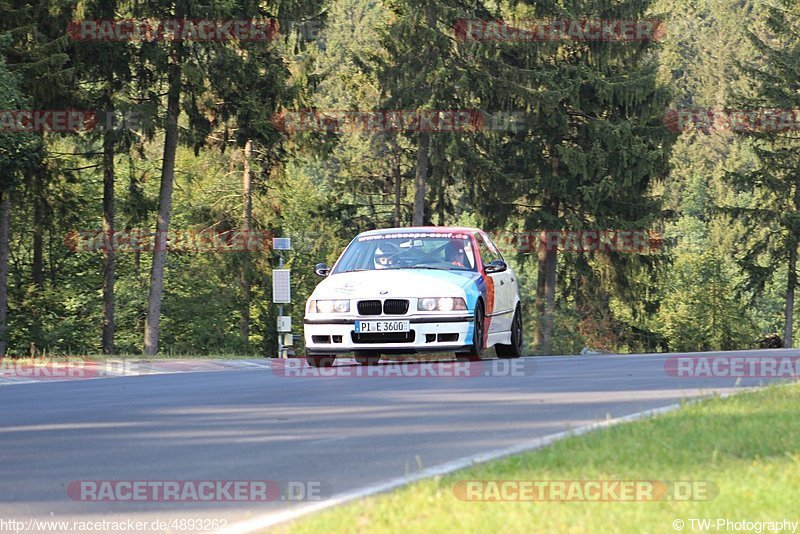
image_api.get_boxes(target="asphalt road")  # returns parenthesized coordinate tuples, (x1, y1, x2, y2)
(0, 349, 796, 532)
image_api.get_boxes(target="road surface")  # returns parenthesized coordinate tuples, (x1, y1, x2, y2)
(0, 349, 795, 531)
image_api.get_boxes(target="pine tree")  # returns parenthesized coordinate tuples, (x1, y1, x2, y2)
(203, 0, 309, 349)
(0, 0, 79, 295)
(377, 0, 475, 226)
(0, 42, 40, 355)
(728, 0, 800, 347)
(133, 0, 266, 355)
(70, 0, 138, 354)
(464, 0, 674, 353)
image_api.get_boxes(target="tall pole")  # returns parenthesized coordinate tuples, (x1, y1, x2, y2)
(278, 251, 284, 358)
(272, 237, 292, 358)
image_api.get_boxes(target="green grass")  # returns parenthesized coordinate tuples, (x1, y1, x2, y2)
(285, 384, 800, 534)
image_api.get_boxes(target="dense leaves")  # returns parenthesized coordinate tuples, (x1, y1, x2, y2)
(0, 0, 797, 355)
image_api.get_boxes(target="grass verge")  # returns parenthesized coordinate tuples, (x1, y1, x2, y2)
(285, 383, 800, 533)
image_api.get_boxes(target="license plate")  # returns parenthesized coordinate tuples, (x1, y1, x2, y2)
(354, 320, 410, 333)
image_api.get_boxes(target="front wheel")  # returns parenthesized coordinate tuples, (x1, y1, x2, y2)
(306, 354, 336, 367)
(496, 305, 523, 359)
(456, 301, 485, 362)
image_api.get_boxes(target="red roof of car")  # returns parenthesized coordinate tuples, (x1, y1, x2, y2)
(358, 226, 481, 236)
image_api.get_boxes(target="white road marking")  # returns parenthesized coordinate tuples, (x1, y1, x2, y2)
(307, 435, 349, 445)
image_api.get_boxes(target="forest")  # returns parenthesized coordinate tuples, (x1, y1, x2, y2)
(1, 0, 798, 357)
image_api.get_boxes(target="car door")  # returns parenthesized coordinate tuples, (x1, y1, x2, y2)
(476, 232, 514, 333)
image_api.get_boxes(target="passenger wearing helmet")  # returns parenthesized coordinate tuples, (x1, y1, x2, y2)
(444, 240, 468, 268)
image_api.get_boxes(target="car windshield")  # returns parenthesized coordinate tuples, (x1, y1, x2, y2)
(332, 231, 477, 274)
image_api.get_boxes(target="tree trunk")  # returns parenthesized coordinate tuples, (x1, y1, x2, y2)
(32, 174, 44, 290)
(534, 231, 558, 354)
(436, 167, 445, 225)
(391, 134, 401, 227)
(534, 198, 559, 355)
(412, 132, 429, 226)
(786, 179, 800, 349)
(240, 140, 253, 344)
(102, 83, 116, 355)
(0, 191, 10, 356)
(144, 43, 182, 356)
(785, 241, 797, 348)
(411, 7, 437, 227)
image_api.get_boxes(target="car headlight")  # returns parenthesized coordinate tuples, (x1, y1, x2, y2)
(417, 297, 467, 312)
(309, 299, 350, 313)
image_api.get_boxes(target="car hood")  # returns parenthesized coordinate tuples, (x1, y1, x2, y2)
(311, 269, 481, 300)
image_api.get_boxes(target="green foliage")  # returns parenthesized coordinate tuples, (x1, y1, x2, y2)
(0, 42, 39, 188)
(2, 0, 799, 355)
(656, 243, 754, 351)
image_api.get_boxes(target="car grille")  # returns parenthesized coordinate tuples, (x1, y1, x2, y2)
(351, 331, 416, 344)
(357, 300, 382, 316)
(357, 299, 410, 316)
(383, 299, 409, 315)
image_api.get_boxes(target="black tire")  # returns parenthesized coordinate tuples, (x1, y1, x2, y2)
(354, 353, 381, 365)
(496, 304, 523, 359)
(456, 301, 485, 362)
(306, 355, 336, 367)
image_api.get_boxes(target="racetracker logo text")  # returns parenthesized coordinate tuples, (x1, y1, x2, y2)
(64, 229, 274, 253)
(67, 480, 331, 502)
(664, 108, 800, 133)
(0, 359, 139, 380)
(273, 110, 527, 133)
(0, 109, 154, 133)
(453, 18, 665, 42)
(494, 230, 662, 254)
(453, 480, 718, 502)
(664, 356, 800, 378)
(270, 359, 535, 378)
(67, 19, 279, 41)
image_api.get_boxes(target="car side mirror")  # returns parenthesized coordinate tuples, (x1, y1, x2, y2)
(484, 259, 507, 274)
(314, 262, 330, 276)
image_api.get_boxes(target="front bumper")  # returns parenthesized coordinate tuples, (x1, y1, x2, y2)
(303, 314, 474, 354)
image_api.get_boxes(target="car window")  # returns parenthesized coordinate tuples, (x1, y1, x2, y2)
(482, 233, 505, 261)
(331, 232, 477, 273)
(476, 233, 501, 268)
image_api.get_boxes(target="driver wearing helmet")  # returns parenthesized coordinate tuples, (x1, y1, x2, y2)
(374, 249, 392, 269)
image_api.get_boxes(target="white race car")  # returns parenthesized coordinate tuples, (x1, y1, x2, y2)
(303, 226, 523, 367)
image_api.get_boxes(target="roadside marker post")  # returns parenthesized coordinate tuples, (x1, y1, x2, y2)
(272, 238, 292, 358)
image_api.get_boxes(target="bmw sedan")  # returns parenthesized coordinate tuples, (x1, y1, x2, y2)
(303, 227, 523, 367)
